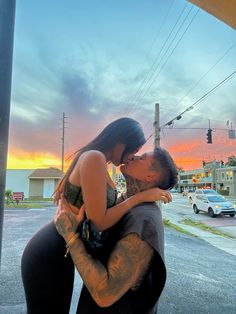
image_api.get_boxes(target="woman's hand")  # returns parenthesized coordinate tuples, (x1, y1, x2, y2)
(138, 187, 172, 204)
(54, 197, 85, 242)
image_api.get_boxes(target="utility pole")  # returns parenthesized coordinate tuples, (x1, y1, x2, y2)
(153, 103, 163, 203)
(112, 164, 116, 182)
(0, 0, 16, 267)
(154, 103, 160, 148)
(61, 112, 66, 173)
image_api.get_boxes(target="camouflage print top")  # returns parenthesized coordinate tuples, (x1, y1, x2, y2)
(64, 181, 118, 260)
(64, 181, 117, 209)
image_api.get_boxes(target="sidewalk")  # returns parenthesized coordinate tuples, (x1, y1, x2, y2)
(1, 205, 236, 314)
(162, 209, 236, 257)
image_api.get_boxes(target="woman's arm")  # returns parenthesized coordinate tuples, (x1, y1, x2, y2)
(69, 150, 171, 231)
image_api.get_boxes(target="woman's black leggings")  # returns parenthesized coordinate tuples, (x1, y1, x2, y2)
(21, 221, 75, 314)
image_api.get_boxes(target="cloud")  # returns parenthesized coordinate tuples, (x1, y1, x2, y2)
(8, 0, 236, 170)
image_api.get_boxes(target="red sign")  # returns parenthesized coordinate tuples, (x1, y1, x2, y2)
(12, 192, 24, 201)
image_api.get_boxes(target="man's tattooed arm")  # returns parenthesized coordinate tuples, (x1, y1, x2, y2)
(68, 233, 154, 307)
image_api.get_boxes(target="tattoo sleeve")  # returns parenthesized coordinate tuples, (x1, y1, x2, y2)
(68, 233, 154, 307)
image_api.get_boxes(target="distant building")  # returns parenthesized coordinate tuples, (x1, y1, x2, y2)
(215, 166, 236, 196)
(178, 161, 219, 191)
(6, 168, 64, 199)
(6, 169, 33, 198)
(178, 168, 213, 192)
(178, 160, 236, 197)
(28, 168, 64, 198)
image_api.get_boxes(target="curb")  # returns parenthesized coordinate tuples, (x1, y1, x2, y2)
(163, 213, 236, 257)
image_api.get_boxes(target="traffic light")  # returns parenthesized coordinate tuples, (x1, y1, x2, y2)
(206, 129, 212, 144)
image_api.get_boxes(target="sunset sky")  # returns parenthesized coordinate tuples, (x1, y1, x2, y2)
(8, 0, 236, 171)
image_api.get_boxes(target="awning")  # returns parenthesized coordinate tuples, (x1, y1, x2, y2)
(188, 0, 236, 29)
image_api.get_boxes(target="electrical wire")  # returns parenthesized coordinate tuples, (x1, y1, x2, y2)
(116, 1, 176, 116)
(129, 7, 199, 115)
(142, 41, 236, 131)
(123, 2, 190, 115)
(162, 69, 236, 128)
(145, 70, 236, 140)
(174, 41, 236, 107)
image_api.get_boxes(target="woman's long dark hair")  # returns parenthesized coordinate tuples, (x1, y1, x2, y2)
(54, 117, 146, 200)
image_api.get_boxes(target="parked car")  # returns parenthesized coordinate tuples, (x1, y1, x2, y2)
(192, 194, 236, 218)
(188, 189, 218, 204)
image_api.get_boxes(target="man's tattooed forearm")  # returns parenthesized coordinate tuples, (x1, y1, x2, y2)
(69, 233, 154, 307)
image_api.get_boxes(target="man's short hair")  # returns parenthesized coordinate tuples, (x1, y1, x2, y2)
(150, 147, 178, 190)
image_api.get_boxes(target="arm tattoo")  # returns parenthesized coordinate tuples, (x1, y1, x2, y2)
(69, 233, 154, 307)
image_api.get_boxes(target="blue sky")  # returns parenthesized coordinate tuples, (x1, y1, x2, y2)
(9, 0, 236, 169)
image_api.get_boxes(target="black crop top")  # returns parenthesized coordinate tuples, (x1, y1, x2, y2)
(63, 180, 118, 259)
(64, 181, 117, 209)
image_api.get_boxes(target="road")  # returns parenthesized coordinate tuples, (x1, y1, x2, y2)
(163, 193, 236, 238)
(0, 202, 236, 314)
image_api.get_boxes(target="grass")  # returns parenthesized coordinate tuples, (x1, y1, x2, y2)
(5, 203, 45, 208)
(24, 198, 54, 202)
(181, 218, 235, 239)
(163, 218, 197, 237)
(4, 198, 54, 209)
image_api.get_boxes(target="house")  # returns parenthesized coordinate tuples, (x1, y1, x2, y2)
(6, 169, 34, 199)
(28, 168, 64, 199)
(215, 166, 236, 196)
(178, 161, 236, 197)
(6, 167, 64, 199)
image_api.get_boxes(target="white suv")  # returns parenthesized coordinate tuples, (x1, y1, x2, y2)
(188, 189, 217, 204)
(192, 194, 236, 218)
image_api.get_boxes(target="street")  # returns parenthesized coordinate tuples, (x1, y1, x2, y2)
(163, 193, 236, 239)
(0, 199, 236, 314)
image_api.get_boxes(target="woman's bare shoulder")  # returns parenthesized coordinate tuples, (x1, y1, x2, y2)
(69, 150, 106, 185)
(79, 150, 106, 165)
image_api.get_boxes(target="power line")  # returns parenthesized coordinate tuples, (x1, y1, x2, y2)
(123, 2, 190, 115)
(174, 41, 236, 107)
(162, 127, 232, 131)
(161, 69, 236, 128)
(130, 7, 199, 115)
(117, 1, 176, 116)
(140, 0, 176, 66)
(145, 70, 236, 140)
(142, 41, 235, 131)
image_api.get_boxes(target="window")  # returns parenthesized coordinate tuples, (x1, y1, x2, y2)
(226, 171, 233, 180)
(221, 172, 225, 180)
(226, 186, 230, 194)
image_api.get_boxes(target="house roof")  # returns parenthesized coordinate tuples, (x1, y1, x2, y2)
(188, 0, 236, 29)
(29, 167, 64, 179)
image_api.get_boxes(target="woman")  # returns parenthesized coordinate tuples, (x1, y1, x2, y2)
(21, 117, 170, 314)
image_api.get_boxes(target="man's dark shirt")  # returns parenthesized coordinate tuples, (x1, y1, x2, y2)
(76, 202, 166, 314)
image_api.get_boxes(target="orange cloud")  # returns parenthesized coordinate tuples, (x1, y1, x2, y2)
(7, 150, 61, 169)
(171, 140, 200, 153)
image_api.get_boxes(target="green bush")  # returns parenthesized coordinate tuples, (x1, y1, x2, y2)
(5, 189, 13, 205)
(217, 189, 229, 196)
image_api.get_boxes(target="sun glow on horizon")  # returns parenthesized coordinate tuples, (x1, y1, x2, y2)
(7, 150, 61, 169)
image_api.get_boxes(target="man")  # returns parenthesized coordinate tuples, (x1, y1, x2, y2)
(55, 147, 178, 313)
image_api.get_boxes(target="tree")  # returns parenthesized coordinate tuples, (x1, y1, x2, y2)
(5, 189, 13, 205)
(226, 156, 236, 167)
(177, 166, 185, 173)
